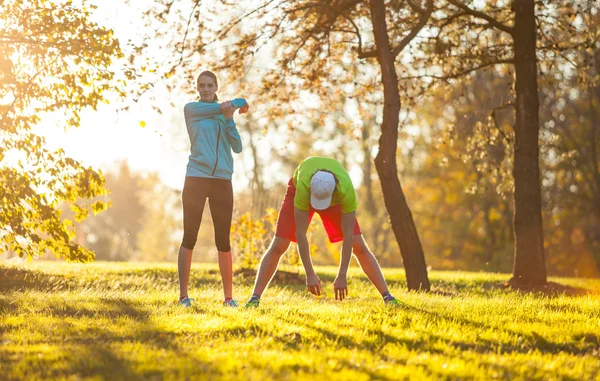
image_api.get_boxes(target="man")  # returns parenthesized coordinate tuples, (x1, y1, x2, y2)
(245, 156, 401, 307)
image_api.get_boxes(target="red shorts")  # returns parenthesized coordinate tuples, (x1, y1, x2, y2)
(274, 178, 361, 243)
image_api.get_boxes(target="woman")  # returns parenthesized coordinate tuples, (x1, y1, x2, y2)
(178, 70, 247, 307)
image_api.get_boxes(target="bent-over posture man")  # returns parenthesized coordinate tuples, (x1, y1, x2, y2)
(245, 156, 401, 307)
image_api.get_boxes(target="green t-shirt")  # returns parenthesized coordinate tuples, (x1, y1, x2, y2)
(292, 157, 358, 213)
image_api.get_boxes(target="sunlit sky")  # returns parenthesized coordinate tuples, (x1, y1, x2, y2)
(35, 1, 192, 190)
(33, 1, 352, 191)
(35, 0, 390, 192)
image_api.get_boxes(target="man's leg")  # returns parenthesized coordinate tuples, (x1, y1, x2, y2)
(352, 234, 390, 295)
(247, 178, 298, 306)
(251, 237, 292, 297)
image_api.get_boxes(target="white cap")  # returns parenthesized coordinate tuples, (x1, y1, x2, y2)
(310, 171, 336, 210)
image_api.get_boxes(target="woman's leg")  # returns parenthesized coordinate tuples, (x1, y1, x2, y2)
(217, 250, 233, 299)
(179, 177, 208, 300)
(178, 246, 193, 300)
(208, 179, 235, 300)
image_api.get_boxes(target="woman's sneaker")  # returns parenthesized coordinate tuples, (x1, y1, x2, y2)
(223, 299, 239, 307)
(178, 297, 194, 307)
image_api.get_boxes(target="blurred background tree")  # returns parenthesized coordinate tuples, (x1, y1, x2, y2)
(0, 0, 134, 261)
(70, 161, 180, 262)
(3, 0, 598, 281)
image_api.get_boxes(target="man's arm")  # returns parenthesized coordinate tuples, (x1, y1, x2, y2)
(294, 207, 321, 296)
(334, 211, 355, 300)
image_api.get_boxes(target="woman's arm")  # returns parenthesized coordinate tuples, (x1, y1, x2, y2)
(183, 102, 223, 119)
(220, 101, 242, 153)
(224, 119, 242, 153)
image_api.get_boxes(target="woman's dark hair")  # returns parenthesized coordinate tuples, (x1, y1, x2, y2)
(197, 70, 219, 101)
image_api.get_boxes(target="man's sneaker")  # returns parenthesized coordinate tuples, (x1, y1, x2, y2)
(384, 298, 405, 307)
(178, 297, 194, 307)
(223, 299, 239, 307)
(382, 292, 404, 306)
(245, 299, 260, 308)
(244, 295, 260, 308)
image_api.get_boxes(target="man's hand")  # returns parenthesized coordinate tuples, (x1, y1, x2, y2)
(306, 273, 322, 296)
(220, 101, 235, 118)
(333, 275, 348, 301)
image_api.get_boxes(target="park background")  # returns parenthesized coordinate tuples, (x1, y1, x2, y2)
(2, 1, 600, 379)
(2, 0, 599, 279)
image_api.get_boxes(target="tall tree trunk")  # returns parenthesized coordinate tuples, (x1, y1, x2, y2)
(589, 51, 600, 262)
(369, 0, 430, 291)
(591, 51, 600, 217)
(509, 0, 547, 285)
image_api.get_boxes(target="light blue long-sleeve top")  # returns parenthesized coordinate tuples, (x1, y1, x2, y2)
(183, 100, 243, 180)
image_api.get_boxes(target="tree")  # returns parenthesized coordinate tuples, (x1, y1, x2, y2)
(73, 162, 181, 262)
(141, 0, 433, 290)
(537, 13, 600, 275)
(406, 69, 518, 271)
(410, 0, 597, 286)
(77, 162, 144, 261)
(367, 0, 433, 289)
(0, 0, 130, 261)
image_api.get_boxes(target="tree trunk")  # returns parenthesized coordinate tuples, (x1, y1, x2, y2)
(509, 0, 547, 285)
(369, 0, 430, 291)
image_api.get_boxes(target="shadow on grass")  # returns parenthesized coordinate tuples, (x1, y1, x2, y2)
(65, 345, 145, 381)
(271, 299, 600, 360)
(502, 280, 595, 297)
(262, 306, 599, 380)
(0, 266, 77, 292)
(393, 302, 600, 356)
(0, 293, 225, 380)
(0, 265, 219, 293)
(387, 276, 597, 298)
(475, 358, 581, 381)
(235, 266, 597, 300)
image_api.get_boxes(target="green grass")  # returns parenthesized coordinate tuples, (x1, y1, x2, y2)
(1, 262, 600, 381)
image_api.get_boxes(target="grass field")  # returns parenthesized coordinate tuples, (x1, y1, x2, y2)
(1, 261, 599, 381)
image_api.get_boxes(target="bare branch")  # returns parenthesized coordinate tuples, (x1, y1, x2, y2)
(490, 101, 514, 143)
(286, 1, 374, 60)
(391, 0, 434, 58)
(401, 59, 514, 81)
(446, 0, 514, 35)
(407, 0, 426, 15)
(211, 0, 283, 44)
(176, 0, 201, 67)
(358, 49, 378, 58)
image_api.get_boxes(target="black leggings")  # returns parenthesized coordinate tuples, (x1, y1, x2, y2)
(181, 177, 233, 251)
